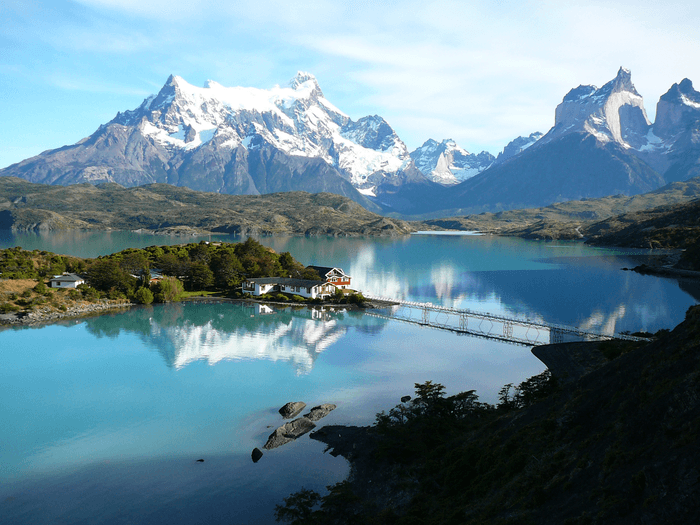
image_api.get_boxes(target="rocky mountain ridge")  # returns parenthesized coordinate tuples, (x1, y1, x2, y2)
(3, 69, 700, 216)
(0, 72, 426, 207)
(409, 68, 700, 217)
(409, 139, 494, 185)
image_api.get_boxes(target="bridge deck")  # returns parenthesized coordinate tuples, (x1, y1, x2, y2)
(364, 295, 650, 346)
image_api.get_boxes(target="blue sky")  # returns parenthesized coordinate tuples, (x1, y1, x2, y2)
(2, 0, 700, 169)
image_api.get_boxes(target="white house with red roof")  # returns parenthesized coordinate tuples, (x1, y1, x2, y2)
(306, 266, 352, 290)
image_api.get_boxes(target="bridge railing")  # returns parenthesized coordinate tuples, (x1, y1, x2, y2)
(363, 294, 650, 343)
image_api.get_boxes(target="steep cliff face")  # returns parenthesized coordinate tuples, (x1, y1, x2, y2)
(543, 67, 651, 149)
(654, 78, 700, 139)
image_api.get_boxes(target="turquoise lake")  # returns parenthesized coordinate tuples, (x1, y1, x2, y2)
(1, 231, 697, 524)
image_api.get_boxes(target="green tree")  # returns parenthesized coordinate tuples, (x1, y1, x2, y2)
(185, 262, 215, 291)
(133, 286, 154, 305)
(234, 237, 284, 277)
(151, 276, 184, 303)
(157, 253, 188, 277)
(188, 241, 211, 264)
(332, 287, 345, 303)
(210, 251, 245, 288)
(86, 259, 138, 295)
(118, 250, 150, 277)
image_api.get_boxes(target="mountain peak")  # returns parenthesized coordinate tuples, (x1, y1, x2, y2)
(548, 67, 649, 149)
(607, 66, 638, 95)
(655, 77, 700, 139)
(679, 78, 695, 93)
(659, 78, 700, 104)
(289, 71, 323, 98)
(290, 71, 316, 86)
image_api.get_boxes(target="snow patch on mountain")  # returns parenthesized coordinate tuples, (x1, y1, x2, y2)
(113, 72, 412, 188)
(495, 132, 543, 164)
(410, 139, 494, 185)
(542, 67, 651, 150)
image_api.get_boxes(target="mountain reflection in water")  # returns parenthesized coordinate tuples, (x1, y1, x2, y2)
(83, 301, 389, 374)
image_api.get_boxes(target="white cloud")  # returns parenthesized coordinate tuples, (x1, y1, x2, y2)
(3, 0, 700, 165)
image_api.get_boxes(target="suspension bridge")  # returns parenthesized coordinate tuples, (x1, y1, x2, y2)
(363, 295, 650, 347)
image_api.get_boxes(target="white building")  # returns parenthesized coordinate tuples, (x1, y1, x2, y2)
(48, 273, 85, 289)
(307, 266, 352, 290)
(242, 277, 337, 300)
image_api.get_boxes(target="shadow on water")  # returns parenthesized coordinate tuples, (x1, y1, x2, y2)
(0, 439, 347, 525)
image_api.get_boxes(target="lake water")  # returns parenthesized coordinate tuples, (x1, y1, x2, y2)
(1, 231, 697, 524)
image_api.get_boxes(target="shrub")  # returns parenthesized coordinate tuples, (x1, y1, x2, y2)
(151, 276, 184, 303)
(347, 292, 366, 305)
(292, 295, 306, 302)
(134, 287, 154, 305)
(33, 282, 48, 294)
(81, 286, 101, 301)
(0, 303, 21, 314)
(15, 298, 33, 307)
(275, 293, 289, 302)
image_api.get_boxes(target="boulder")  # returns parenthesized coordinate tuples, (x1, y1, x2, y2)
(251, 448, 263, 463)
(264, 417, 316, 450)
(304, 403, 337, 421)
(401, 396, 411, 403)
(278, 401, 306, 419)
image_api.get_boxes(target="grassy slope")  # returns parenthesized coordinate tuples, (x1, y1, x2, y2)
(0, 178, 417, 236)
(424, 177, 700, 240)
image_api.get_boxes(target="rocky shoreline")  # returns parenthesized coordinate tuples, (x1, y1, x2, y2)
(0, 294, 387, 328)
(0, 300, 134, 327)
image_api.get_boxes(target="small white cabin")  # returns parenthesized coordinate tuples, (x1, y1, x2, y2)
(49, 273, 85, 289)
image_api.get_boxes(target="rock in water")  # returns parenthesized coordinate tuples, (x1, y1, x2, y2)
(304, 403, 337, 421)
(264, 417, 316, 450)
(279, 401, 306, 419)
(251, 448, 263, 463)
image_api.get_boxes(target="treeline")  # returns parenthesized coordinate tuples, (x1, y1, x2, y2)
(84, 238, 319, 304)
(0, 246, 86, 279)
(1, 238, 317, 306)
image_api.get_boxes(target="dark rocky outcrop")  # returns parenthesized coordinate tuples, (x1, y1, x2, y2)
(251, 448, 263, 463)
(264, 417, 316, 450)
(303, 403, 336, 421)
(278, 402, 306, 419)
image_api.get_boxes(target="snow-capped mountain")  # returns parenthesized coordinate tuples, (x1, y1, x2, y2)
(654, 79, 700, 139)
(653, 79, 700, 182)
(539, 67, 651, 150)
(4, 68, 700, 217)
(0, 72, 427, 205)
(530, 68, 700, 183)
(410, 139, 494, 185)
(433, 68, 678, 215)
(494, 132, 543, 164)
(114, 72, 411, 191)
